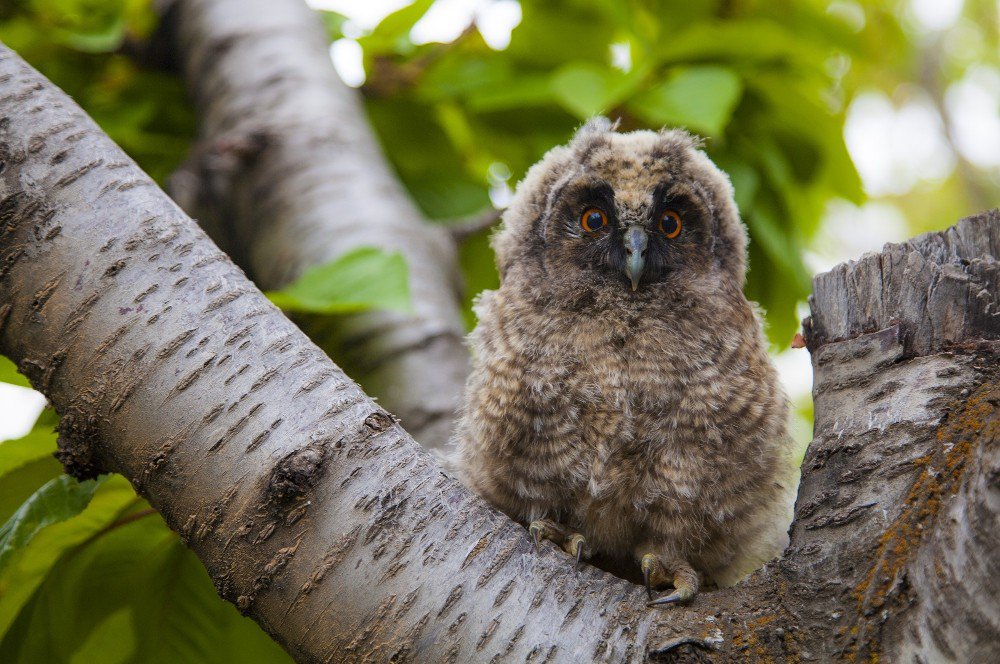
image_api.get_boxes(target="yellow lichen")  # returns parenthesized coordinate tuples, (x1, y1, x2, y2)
(729, 611, 800, 663)
(844, 382, 999, 661)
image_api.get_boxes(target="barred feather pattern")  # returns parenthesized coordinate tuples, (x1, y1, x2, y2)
(453, 122, 799, 588)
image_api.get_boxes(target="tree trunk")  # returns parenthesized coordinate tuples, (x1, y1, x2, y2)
(165, 0, 470, 451)
(1, 45, 998, 662)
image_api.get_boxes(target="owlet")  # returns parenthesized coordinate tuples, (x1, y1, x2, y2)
(453, 119, 799, 604)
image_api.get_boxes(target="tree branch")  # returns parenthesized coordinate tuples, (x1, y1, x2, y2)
(0, 44, 655, 663)
(2, 42, 998, 662)
(165, 0, 470, 450)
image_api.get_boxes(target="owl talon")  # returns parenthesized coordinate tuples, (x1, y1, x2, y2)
(528, 519, 566, 552)
(647, 591, 684, 606)
(640, 553, 658, 600)
(638, 552, 698, 608)
(648, 576, 696, 606)
(563, 533, 588, 568)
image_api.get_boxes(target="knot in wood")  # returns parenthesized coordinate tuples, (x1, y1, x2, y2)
(268, 442, 327, 501)
(54, 410, 106, 480)
(363, 410, 394, 435)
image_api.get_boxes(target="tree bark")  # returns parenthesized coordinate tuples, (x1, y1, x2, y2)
(1, 45, 998, 662)
(165, 0, 470, 451)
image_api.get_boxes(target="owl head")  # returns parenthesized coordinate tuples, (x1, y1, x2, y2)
(492, 118, 748, 306)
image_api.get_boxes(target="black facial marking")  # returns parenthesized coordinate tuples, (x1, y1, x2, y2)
(582, 181, 616, 211)
(547, 170, 715, 292)
(556, 179, 617, 235)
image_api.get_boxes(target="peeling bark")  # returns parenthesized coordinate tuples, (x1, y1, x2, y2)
(165, 0, 470, 450)
(1, 44, 999, 663)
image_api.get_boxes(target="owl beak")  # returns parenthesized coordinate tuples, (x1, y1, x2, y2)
(623, 226, 648, 291)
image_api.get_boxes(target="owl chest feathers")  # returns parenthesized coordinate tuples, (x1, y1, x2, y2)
(461, 289, 783, 554)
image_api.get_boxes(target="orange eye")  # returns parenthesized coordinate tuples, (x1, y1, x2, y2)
(659, 209, 682, 238)
(581, 207, 608, 233)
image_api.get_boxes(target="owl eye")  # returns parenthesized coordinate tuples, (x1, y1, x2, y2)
(580, 207, 608, 233)
(658, 209, 682, 238)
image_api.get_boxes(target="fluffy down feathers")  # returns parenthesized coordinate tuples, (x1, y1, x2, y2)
(453, 119, 798, 589)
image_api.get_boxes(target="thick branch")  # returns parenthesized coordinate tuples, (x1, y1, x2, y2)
(2, 42, 999, 662)
(166, 0, 470, 450)
(0, 44, 665, 663)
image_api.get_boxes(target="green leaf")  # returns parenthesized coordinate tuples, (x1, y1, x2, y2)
(0, 412, 61, 524)
(715, 156, 761, 214)
(465, 73, 555, 111)
(318, 10, 348, 40)
(744, 206, 809, 286)
(550, 63, 643, 120)
(266, 247, 411, 315)
(0, 506, 292, 663)
(0, 409, 57, 480)
(629, 66, 743, 136)
(61, 14, 127, 53)
(0, 458, 65, 526)
(358, 0, 434, 55)
(419, 55, 511, 103)
(507, 1, 613, 67)
(0, 475, 138, 640)
(69, 607, 135, 664)
(653, 19, 833, 67)
(0, 355, 30, 389)
(407, 175, 491, 220)
(0, 475, 104, 572)
(458, 226, 500, 331)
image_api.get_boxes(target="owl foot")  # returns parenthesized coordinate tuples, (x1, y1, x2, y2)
(639, 553, 698, 607)
(528, 519, 567, 551)
(527, 520, 589, 567)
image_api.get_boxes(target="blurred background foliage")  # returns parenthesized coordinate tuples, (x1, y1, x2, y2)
(0, 0, 997, 661)
(358, 0, 872, 343)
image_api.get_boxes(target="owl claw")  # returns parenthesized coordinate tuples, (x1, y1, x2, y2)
(527, 521, 589, 568)
(647, 591, 684, 606)
(528, 519, 565, 552)
(638, 553, 698, 608)
(640, 553, 658, 600)
(564, 533, 588, 568)
(648, 578, 696, 606)
(528, 521, 550, 551)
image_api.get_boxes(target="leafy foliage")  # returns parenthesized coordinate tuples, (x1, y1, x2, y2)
(628, 65, 743, 136)
(0, 475, 104, 570)
(0, 500, 291, 663)
(0, 389, 294, 663)
(0, 359, 293, 662)
(266, 247, 412, 315)
(0, 410, 64, 524)
(0, 0, 195, 182)
(360, 0, 867, 346)
(0, 356, 30, 389)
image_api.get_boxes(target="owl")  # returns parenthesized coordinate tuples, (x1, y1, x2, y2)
(452, 118, 799, 604)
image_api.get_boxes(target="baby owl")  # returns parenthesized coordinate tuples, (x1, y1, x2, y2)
(453, 118, 799, 605)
